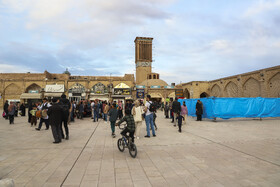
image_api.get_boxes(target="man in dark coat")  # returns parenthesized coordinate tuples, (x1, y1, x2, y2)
(4, 100, 9, 120)
(47, 98, 63, 144)
(59, 94, 71, 140)
(172, 97, 181, 126)
(20, 103, 26, 116)
(196, 100, 203, 121)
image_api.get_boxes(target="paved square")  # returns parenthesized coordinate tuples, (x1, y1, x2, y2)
(0, 110, 280, 187)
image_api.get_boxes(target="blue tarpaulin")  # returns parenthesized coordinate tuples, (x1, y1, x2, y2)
(178, 97, 280, 119)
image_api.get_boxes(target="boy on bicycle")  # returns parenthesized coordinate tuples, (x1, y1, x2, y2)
(116, 109, 135, 143)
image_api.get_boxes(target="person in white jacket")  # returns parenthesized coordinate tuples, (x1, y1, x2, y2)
(132, 100, 143, 139)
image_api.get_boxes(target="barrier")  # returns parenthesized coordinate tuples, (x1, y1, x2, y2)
(178, 97, 280, 119)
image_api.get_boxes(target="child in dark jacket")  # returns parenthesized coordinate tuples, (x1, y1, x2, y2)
(176, 112, 184, 133)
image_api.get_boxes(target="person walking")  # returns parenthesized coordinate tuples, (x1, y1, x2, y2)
(176, 112, 184, 133)
(70, 101, 76, 122)
(4, 100, 9, 120)
(144, 95, 156, 138)
(59, 94, 71, 140)
(29, 105, 38, 127)
(181, 101, 188, 124)
(108, 103, 118, 138)
(28, 102, 33, 123)
(172, 97, 181, 127)
(8, 102, 16, 124)
(20, 103, 26, 116)
(118, 100, 123, 119)
(164, 102, 169, 118)
(103, 101, 109, 123)
(196, 100, 203, 121)
(36, 98, 51, 130)
(132, 100, 143, 139)
(78, 101, 84, 120)
(93, 100, 99, 122)
(47, 98, 63, 144)
(169, 98, 174, 121)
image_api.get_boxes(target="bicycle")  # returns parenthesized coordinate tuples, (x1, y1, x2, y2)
(117, 123, 137, 158)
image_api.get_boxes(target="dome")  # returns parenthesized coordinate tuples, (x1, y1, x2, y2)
(140, 79, 168, 87)
(63, 68, 71, 76)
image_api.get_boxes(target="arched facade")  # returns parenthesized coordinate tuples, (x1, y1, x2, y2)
(224, 81, 238, 97)
(269, 72, 280, 97)
(211, 84, 221, 97)
(243, 78, 261, 97)
(91, 83, 108, 94)
(69, 83, 86, 93)
(25, 83, 41, 93)
(184, 88, 190, 99)
(200, 92, 209, 98)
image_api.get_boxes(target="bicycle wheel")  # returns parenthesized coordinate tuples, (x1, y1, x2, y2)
(117, 138, 125, 152)
(129, 143, 137, 158)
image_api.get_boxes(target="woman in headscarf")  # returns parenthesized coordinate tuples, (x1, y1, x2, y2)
(132, 100, 144, 139)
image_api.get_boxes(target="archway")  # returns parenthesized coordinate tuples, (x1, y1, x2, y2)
(269, 72, 280, 97)
(4, 83, 21, 101)
(200, 92, 209, 98)
(114, 83, 130, 88)
(184, 89, 190, 99)
(224, 81, 238, 97)
(68, 83, 86, 102)
(211, 84, 221, 97)
(243, 78, 260, 97)
(25, 83, 41, 93)
(91, 83, 108, 94)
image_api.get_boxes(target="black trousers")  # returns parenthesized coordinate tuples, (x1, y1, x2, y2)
(51, 124, 62, 142)
(5, 110, 9, 119)
(121, 128, 135, 143)
(178, 123, 182, 132)
(38, 118, 49, 129)
(8, 114, 14, 124)
(197, 115, 202, 121)
(61, 115, 69, 138)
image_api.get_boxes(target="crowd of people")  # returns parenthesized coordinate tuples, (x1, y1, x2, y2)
(2, 95, 205, 143)
(3, 100, 26, 124)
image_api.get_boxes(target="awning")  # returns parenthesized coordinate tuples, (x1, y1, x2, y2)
(89, 94, 109, 101)
(44, 93, 63, 97)
(20, 93, 42, 99)
(111, 95, 132, 98)
(150, 93, 163, 99)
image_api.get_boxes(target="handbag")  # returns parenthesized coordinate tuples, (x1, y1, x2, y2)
(2, 111, 6, 117)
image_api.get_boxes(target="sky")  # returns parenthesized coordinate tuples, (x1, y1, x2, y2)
(0, 0, 279, 84)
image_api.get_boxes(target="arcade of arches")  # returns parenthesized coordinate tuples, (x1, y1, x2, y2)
(179, 65, 280, 99)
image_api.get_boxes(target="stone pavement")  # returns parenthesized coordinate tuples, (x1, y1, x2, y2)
(0, 110, 280, 187)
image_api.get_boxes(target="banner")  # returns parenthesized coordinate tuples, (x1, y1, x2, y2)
(175, 89, 183, 98)
(136, 89, 145, 99)
(178, 97, 280, 119)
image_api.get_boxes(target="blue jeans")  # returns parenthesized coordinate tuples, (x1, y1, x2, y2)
(94, 110, 98, 122)
(145, 114, 155, 136)
(104, 113, 107, 121)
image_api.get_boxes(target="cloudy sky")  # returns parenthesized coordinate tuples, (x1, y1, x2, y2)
(0, 0, 279, 84)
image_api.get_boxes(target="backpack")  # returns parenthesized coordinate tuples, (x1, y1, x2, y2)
(148, 101, 156, 112)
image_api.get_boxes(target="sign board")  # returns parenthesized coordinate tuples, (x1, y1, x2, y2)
(150, 85, 161, 89)
(164, 86, 175, 89)
(113, 88, 131, 95)
(136, 85, 145, 89)
(136, 89, 145, 99)
(45, 85, 64, 93)
(175, 89, 184, 98)
(28, 90, 39, 93)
